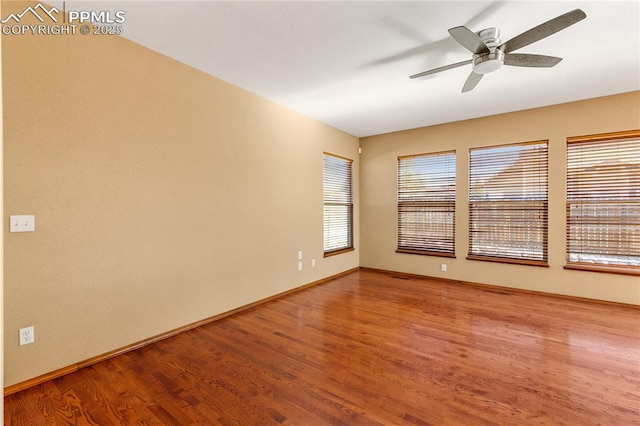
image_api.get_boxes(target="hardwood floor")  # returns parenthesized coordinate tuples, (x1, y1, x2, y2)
(5, 269, 640, 425)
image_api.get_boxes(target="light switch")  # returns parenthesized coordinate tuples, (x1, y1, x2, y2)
(10, 215, 35, 232)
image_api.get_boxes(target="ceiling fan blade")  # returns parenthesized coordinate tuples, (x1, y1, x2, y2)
(410, 59, 472, 79)
(462, 72, 483, 92)
(504, 53, 563, 67)
(499, 9, 586, 54)
(448, 26, 490, 54)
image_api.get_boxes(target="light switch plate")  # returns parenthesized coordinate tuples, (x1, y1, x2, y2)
(10, 215, 35, 232)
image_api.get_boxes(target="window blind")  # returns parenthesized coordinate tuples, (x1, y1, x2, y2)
(566, 130, 640, 273)
(397, 151, 456, 256)
(323, 153, 353, 256)
(468, 141, 548, 265)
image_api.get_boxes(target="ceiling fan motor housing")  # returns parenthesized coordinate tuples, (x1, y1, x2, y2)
(472, 28, 504, 74)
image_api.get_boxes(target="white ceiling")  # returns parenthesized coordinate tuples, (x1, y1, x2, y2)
(59, 1, 640, 137)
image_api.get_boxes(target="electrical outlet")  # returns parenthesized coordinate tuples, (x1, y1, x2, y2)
(298, 261, 303, 271)
(311, 258, 316, 267)
(20, 326, 34, 346)
(441, 263, 447, 272)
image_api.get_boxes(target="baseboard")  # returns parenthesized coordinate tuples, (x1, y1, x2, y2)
(4, 267, 359, 397)
(359, 267, 640, 309)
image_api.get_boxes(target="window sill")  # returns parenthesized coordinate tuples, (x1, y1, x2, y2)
(396, 249, 456, 258)
(564, 264, 640, 277)
(466, 255, 549, 267)
(323, 247, 354, 258)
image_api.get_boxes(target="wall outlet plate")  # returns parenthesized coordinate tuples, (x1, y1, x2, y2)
(20, 326, 34, 345)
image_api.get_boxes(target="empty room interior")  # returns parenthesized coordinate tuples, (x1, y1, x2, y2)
(2, 0, 639, 424)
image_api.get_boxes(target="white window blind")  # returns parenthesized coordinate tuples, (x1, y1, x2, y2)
(469, 141, 548, 265)
(323, 153, 353, 256)
(566, 130, 640, 274)
(397, 151, 456, 256)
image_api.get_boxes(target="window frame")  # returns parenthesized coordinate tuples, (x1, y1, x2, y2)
(323, 152, 354, 257)
(467, 140, 549, 267)
(397, 150, 456, 257)
(565, 129, 640, 276)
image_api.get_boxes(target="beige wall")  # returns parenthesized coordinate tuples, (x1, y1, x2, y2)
(3, 2, 358, 386)
(360, 91, 640, 305)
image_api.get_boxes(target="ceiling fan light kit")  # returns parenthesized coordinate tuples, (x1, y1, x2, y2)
(410, 9, 587, 93)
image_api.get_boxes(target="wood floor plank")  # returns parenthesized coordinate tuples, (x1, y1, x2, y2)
(5, 269, 640, 425)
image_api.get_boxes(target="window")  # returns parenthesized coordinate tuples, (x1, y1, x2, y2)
(468, 141, 548, 265)
(397, 151, 456, 256)
(323, 153, 353, 256)
(566, 130, 640, 275)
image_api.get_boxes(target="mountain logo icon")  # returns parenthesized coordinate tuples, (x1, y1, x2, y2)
(1, 3, 59, 24)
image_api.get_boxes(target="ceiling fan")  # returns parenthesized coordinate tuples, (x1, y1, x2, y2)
(410, 9, 586, 92)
